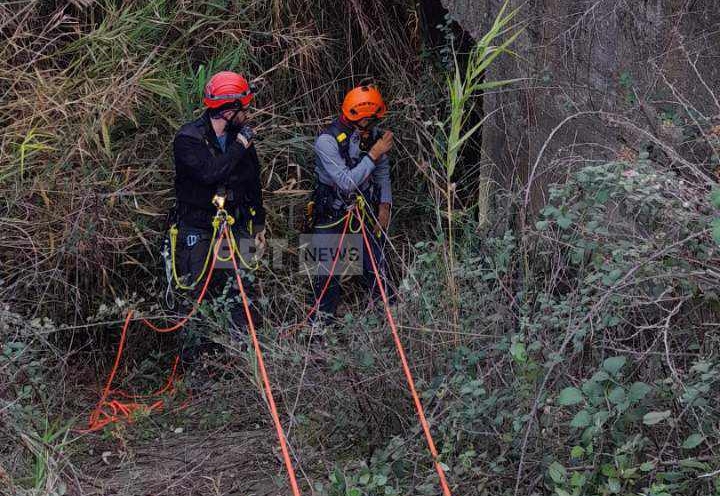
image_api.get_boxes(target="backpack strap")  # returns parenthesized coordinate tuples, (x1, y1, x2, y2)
(320, 119, 354, 170)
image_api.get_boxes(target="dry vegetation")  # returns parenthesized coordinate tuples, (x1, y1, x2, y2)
(2, 1, 720, 496)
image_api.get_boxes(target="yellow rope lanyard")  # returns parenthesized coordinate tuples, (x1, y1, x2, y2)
(169, 217, 220, 290)
(315, 196, 368, 231)
(169, 212, 258, 291)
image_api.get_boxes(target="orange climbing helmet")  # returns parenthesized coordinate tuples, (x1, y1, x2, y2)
(203, 71, 254, 109)
(341, 85, 387, 122)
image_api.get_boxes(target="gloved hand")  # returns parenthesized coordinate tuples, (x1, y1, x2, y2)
(235, 124, 255, 148)
(368, 130, 394, 161)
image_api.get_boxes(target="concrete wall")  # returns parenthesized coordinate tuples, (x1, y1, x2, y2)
(442, 0, 720, 211)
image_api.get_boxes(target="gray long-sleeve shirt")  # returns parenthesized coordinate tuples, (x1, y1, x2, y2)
(314, 128, 392, 204)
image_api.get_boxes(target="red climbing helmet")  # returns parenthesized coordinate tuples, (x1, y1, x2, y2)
(203, 71, 254, 109)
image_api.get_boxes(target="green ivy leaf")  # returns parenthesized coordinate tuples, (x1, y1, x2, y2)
(608, 387, 626, 405)
(548, 461, 567, 484)
(602, 356, 627, 376)
(628, 382, 651, 402)
(682, 433, 704, 449)
(558, 387, 584, 406)
(570, 410, 591, 428)
(643, 410, 671, 425)
(346, 488, 362, 496)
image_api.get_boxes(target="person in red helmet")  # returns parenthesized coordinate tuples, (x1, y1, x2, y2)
(171, 71, 265, 357)
(308, 84, 395, 330)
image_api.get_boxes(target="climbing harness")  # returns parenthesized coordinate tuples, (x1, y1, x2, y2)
(164, 198, 259, 298)
(167, 218, 221, 290)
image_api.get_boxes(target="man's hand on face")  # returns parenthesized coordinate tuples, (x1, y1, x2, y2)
(368, 130, 394, 162)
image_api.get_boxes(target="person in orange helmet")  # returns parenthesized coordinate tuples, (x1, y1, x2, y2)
(170, 71, 265, 358)
(308, 84, 395, 330)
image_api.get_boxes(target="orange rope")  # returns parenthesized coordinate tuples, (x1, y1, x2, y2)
(83, 225, 227, 432)
(85, 222, 303, 495)
(356, 210, 453, 496)
(83, 311, 185, 432)
(224, 224, 303, 496)
(139, 227, 224, 333)
(281, 209, 354, 338)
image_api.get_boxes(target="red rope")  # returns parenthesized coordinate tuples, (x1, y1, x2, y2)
(356, 210, 453, 496)
(281, 209, 354, 338)
(224, 224, 303, 496)
(139, 228, 224, 333)
(82, 225, 227, 432)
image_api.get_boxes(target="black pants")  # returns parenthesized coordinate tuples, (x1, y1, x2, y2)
(311, 212, 392, 321)
(176, 222, 256, 356)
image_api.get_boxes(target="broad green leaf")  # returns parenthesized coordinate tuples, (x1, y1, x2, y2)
(639, 461, 655, 472)
(510, 341, 527, 363)
(590, 370, 610, 383)
(602, 356, 627, 375)
(373, 474, 388, 486)
(607, 478, 621, 493)
(570, 410, 591, 428)
(570, 445, 585, 459)
(548, 461, 567, 484)
(643, 410, 671, 425)
(628, 382, 651, 402)
(555, 489, 571, 496)
(570, 472, 587, 488)
(682, 433, 704, 449)
(608, 387, 626, 405)
(558, 387, 584, 406)
(557, 215, 572, 229)
(594, 410, 611, 427)
(346, 488, 362, 496)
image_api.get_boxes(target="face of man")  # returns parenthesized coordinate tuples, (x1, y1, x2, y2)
(355, 116, 380, 132)
(222, 108, 248, 125)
